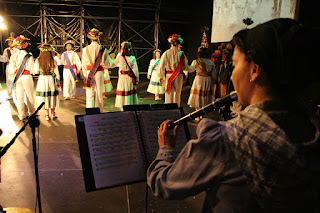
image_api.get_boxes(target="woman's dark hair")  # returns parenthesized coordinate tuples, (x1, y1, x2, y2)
(232, 18, 314, 97)
(120, 41, 134, 56)
(197, 47, 211, 59)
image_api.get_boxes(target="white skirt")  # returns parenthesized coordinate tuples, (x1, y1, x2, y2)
(147, 71, 165, 95)
(115, 74, 138, 108)
(188, 75, 215, 108)
(103, 70, 113, 93)
(35, 75, 60, 109)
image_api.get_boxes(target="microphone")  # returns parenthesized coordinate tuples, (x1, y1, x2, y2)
(168, 91, 238, 128)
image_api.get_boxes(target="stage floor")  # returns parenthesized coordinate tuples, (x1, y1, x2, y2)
(0, 78, 220, 213)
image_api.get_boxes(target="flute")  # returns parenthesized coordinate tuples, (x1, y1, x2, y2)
(168, 91, 238, 129)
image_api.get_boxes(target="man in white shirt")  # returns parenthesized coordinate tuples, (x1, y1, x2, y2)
(0, 37, 16, 100)
(82, 28, 115, 112)
(157, 34, 189, 107)
(7, 35, 35, 122)
(58, 40, 81, 100)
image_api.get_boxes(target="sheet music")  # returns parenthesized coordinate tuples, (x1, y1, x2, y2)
(84, 112, 145, 189)
(137, 109, 189, 164)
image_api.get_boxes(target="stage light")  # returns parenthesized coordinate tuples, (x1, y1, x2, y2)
(0, 23, 6, 30)
(0, 15, 6, 29)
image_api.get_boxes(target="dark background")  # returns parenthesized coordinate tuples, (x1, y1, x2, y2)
(0, 0, 319, 104)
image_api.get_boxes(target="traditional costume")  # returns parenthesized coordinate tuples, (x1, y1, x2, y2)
(158, 34, 188, 107)
(7, 35, 35, 121)
(82, 28, 115, 112)
(215, 43, 232, 98)
(114, 42, 139, 109)
(59, 40, 81, 99)
(0, 37, 16, 99)
(187, 33, 216, 109)
(147, 49, 164, 100)
(187, 58, 216, 109)
(34, 44, 60, 117)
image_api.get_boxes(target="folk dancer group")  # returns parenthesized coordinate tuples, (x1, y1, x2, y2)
(1, 29, 220, 121)
(147, 33, 216, 112)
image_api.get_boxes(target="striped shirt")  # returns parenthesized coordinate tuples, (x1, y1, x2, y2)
(147, 101, 320, 213)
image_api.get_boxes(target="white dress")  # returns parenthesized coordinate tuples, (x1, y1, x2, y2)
(147, 58, 165, 95)
(34, 59, 60, 109)
(187, 58, 216, 108)
(114, 54, 139, 108)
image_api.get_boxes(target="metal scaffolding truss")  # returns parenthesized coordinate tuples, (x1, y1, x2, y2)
(0, 0, 191, 71)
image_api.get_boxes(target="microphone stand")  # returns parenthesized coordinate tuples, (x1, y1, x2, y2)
(0, 102, 44, 213)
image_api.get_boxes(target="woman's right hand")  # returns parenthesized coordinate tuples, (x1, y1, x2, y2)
(158, 120, 179, 148)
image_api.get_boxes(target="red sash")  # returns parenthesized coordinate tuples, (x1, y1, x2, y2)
(165, 54, 184, 93)
(86, 65, 104, 71)
(15, 70, 30, 75)
(64, 65, 77, 69)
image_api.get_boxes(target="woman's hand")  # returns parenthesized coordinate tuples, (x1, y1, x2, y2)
(158, 120, 179, 148)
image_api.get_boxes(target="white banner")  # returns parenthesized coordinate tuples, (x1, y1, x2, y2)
(211, 0, 298, 43)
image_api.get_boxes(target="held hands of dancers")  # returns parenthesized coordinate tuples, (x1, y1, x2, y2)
(109, 53, 115, 59)
(158, 120, 179, 148)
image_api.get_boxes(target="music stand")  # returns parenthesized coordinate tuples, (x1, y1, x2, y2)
(75, 104, 190, 213)
(123, 103, 188, 213)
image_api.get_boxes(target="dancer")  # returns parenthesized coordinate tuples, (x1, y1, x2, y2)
(82, 28, 115, 112)
(0, 37, 15, 100)
(215, 43, 233, 98)
(158, 34, 189, 107)
(34, 43, 60, 121)
(187, 47, 216, 114)
(114, 41, 139, 109)
(59, 40, 81, 100)
(147, 49, 164, 101)
(7, 35, 35, 122)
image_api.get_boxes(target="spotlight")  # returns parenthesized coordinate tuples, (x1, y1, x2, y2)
(0, 23, 6, 30)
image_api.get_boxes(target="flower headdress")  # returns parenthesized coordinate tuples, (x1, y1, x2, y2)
(168, 34, 183, 45)
(39, 43, 55, 52)
(87, 28, 103, 40)
(5, 37, 14, 42)
(13, 35, 30, 49)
